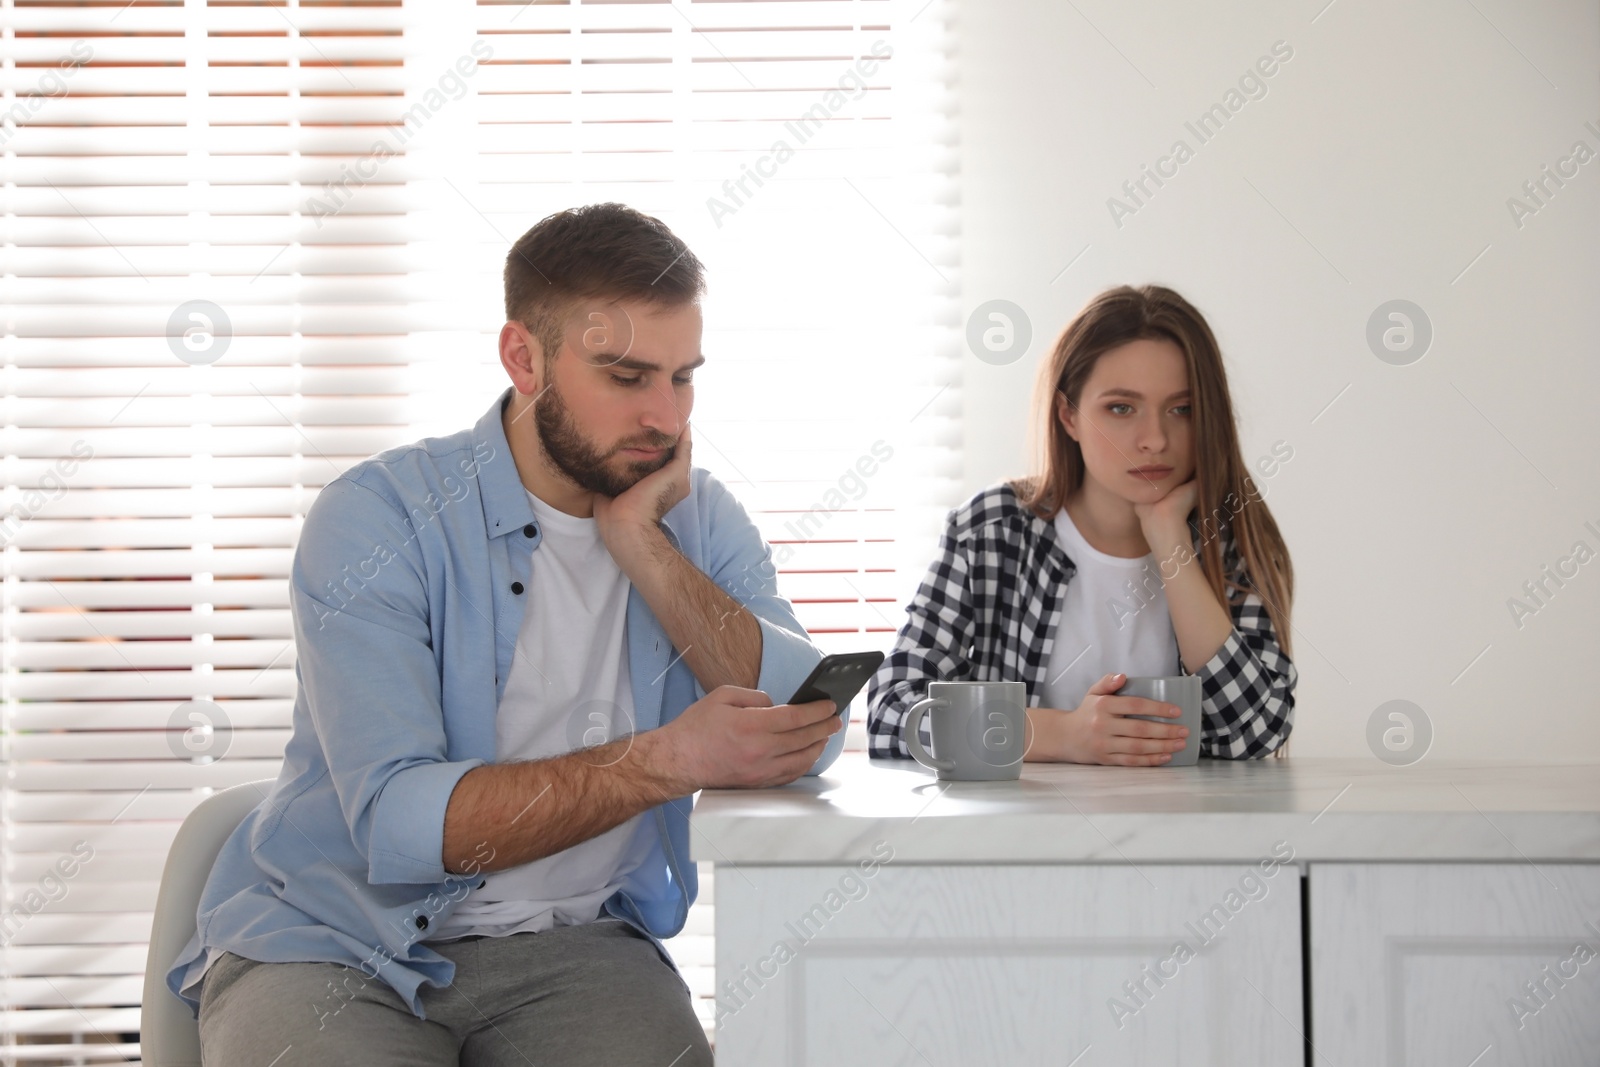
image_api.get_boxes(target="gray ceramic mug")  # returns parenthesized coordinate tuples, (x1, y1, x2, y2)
(903, 680, 1027, 781)
(1119, 675, 1203, 766)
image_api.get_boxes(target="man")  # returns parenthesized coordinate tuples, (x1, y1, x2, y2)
(165, 203, 845, 1064)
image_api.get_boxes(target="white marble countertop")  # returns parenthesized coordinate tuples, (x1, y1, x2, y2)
(688, 751, 1600, 865)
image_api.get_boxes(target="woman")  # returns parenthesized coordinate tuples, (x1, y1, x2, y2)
(867, 285, 1296, 765)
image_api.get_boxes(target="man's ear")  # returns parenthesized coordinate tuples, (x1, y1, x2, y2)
(499, 321, 545, 396)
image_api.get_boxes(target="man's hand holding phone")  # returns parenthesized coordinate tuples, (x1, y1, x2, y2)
(653, 685, 840, 790)
(646, 652, 883, 791)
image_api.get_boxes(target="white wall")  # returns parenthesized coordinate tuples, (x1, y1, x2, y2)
(956, 0, 1600, 760)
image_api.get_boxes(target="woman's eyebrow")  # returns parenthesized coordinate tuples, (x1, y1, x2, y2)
(1097, 387, 1191, 400)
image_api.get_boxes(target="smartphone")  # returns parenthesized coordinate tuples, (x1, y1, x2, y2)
(787, 651, 885, 718)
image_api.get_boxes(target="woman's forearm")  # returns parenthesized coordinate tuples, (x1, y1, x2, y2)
(1150, 526, 1234, 673)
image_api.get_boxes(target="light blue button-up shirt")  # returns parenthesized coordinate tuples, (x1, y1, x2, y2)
(165, 386, 839, 1019)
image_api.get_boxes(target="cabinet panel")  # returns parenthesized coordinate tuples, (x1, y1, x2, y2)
(716, 863, 1304, 1066)
(1310, 864, 1600, 1066)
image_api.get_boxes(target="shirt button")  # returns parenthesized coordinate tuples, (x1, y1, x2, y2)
(415, 915, 428, 930)
(511, 582, 524, 595)
(523, 523, 536, 538)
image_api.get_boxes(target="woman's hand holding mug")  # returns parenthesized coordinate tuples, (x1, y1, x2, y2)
(1024, 672, 1189, 766)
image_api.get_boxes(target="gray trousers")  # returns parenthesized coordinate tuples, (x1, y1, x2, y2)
(197, 919, 712, 1066)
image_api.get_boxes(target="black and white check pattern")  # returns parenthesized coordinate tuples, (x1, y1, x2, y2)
(866, 482, 1297, 760)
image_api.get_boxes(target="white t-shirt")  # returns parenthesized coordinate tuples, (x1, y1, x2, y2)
(1037, 506, 1181, 712)
(425, 488, 650, 942)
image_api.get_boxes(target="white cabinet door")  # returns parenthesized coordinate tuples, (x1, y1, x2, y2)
(1310, 864, 1600, 1066)
(715, 862, 1304, 1066)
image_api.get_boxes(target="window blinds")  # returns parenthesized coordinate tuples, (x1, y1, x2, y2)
(0, 0, 955, 1058)
(457, 0, 961, 648)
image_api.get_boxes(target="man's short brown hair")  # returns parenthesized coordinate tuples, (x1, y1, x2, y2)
(503, 202, 705, 365)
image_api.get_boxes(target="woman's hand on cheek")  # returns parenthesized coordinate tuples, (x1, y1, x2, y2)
(1132, 476, 1198, 545)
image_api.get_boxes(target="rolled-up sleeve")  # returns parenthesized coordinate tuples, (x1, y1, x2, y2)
(698, 475, 834, 773)
(1190, 558, 1298, 759)
(290, 476, 486, 885)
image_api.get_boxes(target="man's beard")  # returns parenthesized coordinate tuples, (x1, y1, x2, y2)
(534, 383, 675, 498)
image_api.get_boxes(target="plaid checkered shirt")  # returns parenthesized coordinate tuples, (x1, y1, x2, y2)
(866, 481, 1297, 760)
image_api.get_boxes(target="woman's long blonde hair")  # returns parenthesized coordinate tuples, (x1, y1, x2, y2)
(1013, 285, 1295, 665)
